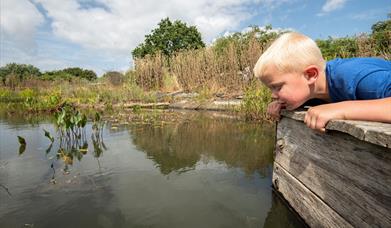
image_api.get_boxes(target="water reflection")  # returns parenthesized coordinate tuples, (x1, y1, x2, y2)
(0, 105, 48, 127)
(0, 110, 306, 228)
(264, 191, 308, 228)
(129, 113, 275, 176)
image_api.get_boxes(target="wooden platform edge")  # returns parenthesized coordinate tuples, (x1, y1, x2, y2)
(281, 110, 391, 149)
(272, 162, 353, 228)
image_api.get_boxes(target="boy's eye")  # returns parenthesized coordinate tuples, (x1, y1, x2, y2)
(271, 85, 282, 91)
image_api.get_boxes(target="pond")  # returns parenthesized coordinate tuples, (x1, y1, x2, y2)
(0, 109, 306, 228)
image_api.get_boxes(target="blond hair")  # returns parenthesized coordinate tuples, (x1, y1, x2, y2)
(253, 32, 325, 79)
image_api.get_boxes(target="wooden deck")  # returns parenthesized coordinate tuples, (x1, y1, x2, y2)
(273, 110, 391, 228)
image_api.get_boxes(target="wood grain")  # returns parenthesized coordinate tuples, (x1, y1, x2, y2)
(281, 110, 391, 149)
(275, 117, 391, 227)
(273, 163, 353, 228)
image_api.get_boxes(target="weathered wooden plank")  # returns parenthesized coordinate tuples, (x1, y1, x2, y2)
(273, 163, 353, 228)
(281, 110, 391, 149)
(275, 117, 391, 228)
(327, 120, 391, 149)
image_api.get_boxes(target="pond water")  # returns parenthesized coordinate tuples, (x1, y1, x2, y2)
(0, 110, 306, 228)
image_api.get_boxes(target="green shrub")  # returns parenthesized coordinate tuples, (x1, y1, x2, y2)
(317, 37, 358, 60)
(101, 71, 124, 86)
(371, 16, 391, 55)
(62, 67, 97, 81)
(240, 81, 272, 121)
(41, 71, 74, 81)
(212, 25, 281, 56)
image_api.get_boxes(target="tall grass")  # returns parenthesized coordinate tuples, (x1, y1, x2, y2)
(134, 34, 266, 93)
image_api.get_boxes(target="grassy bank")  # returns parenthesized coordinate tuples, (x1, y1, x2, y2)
(0, 74, 157, 113)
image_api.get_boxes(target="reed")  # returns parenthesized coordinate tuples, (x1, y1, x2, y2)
(133, 33, 267, 94)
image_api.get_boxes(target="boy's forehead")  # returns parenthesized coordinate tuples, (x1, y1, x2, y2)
(261, 72, 278, 85)
(261, 65, 278, 81)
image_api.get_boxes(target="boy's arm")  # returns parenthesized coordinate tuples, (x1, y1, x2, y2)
(304, 97, 391, 131)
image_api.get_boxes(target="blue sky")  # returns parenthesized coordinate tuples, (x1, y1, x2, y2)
(1, 0, 390, 76)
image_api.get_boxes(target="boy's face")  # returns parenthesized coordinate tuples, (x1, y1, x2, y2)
(260, 65, 311, 110)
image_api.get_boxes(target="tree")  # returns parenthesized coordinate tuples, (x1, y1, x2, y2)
(132, 18, 205, 59)
(41, 70, 74, 81)
(0, 63, 41, 84)
(61, 67, 97, 81)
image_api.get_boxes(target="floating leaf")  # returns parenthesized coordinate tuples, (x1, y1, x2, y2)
(17, 136, 26, 145)
(43, 129, 54, 142)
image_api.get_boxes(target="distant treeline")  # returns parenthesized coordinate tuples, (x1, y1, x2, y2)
(0, 64, 98, 88)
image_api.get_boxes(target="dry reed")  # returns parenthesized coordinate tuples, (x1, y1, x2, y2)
(133, 35, 266, 95)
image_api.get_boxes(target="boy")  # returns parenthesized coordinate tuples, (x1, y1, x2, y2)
(253, 32, 391, 132)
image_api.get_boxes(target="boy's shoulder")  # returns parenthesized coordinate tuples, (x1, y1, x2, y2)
(327, 57, 391, 68)
(326, 57, 391, 102)
(327, 57, 391, 79)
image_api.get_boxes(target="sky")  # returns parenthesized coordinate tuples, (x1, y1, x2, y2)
(1, 0, 390, 76)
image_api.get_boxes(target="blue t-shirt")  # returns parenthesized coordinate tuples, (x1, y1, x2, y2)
(326, 57, 391, 102)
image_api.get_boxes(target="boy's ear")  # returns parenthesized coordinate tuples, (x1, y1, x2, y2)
(304, 65, 319, 85)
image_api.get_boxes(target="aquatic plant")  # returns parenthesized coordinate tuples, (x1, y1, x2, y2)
(54, 103, 87, 143)
(16, 103, 107, 178)
(51, 105, 107, 171)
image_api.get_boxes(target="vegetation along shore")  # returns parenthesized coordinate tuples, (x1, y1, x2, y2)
(1, 16, 389, 121)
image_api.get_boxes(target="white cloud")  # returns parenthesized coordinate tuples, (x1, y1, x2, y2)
(1, 0, 290, 74)
(320, 0, 347, 13)
(0, 0, 44, 51)
(31, 0, 264, 55)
